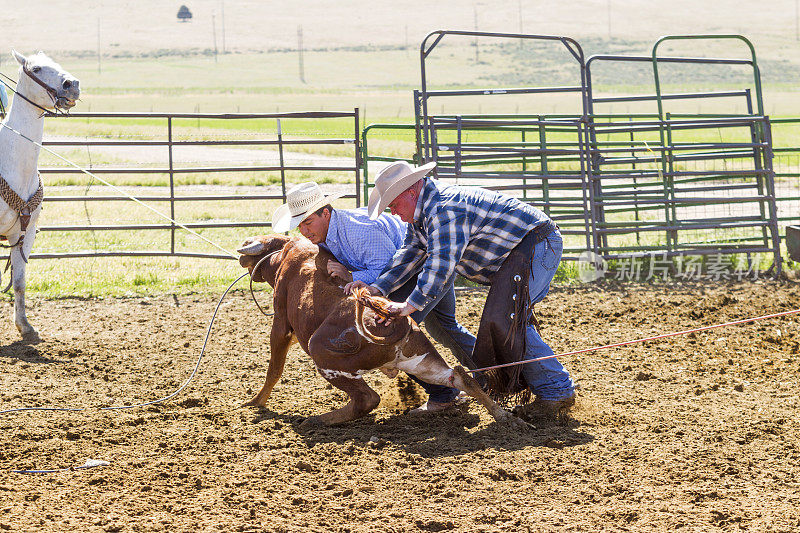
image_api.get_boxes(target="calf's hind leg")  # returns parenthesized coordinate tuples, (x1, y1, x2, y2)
(302, 374, 380, 427)
(402, 354, 524, 427)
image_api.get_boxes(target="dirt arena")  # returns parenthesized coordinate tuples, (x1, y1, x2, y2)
(1, 280, 799, 532)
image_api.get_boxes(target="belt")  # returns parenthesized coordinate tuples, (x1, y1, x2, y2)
(531, 220, 559, 245)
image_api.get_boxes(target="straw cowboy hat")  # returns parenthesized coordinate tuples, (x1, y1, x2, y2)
(272, 182, 346, 232)
(367, 161, 436, 219)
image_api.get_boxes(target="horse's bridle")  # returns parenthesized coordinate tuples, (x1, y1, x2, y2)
(22, 63, 60, 105)
(1, 62, 74, 116)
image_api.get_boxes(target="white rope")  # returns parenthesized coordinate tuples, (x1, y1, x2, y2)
(0, 122, 239, 259)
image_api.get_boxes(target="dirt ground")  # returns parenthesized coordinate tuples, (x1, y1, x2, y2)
(1, 280, 799, 532)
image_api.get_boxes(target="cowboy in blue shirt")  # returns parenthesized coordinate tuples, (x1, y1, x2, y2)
(345, 161, 576, 416)
(272, 182, 476, 412)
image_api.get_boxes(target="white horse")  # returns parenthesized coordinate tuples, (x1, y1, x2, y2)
(0, 51, 79, 340)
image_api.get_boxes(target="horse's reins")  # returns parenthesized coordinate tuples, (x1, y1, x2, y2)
(22, 64, 61, 109)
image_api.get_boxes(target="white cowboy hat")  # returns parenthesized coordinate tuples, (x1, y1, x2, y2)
(272, 182, 346, 232)
(367, 160, 436, 219)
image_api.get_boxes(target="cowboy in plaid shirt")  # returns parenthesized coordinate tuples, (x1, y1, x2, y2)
(346, 161, 575, 414)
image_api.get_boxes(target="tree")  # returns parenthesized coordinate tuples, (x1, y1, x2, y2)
(177, 5, 193, 22)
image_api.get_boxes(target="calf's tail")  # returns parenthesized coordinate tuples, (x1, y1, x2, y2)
(353, 288, 409, 345)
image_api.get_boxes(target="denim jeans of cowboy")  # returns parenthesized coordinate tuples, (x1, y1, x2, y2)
(392, 231, 574, 404)
(519, 231, 574, 401)
(387, 230, 574, 403)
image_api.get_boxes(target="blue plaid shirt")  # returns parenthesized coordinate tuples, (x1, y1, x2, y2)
(320, 207, 406, 284)
(372, 179, 552, 310)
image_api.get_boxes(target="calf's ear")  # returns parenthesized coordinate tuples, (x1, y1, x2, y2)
(239, 255, 267, 282)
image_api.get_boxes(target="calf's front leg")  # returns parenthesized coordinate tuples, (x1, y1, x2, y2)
(244, 320, 294, 407)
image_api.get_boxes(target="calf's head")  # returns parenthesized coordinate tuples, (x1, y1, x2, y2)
(238, 233, 291, 285)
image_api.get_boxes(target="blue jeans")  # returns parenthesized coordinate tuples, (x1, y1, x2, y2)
(389, 275, 476, 404)
(519, 231, 575, 400)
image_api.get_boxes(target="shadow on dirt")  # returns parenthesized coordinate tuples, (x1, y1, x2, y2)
(248, 407, 304, 426)
(0, 339, 59, 364)
(287, 408, 594, 458)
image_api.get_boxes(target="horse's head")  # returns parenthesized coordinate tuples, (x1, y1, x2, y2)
(12, 50, 80, 111)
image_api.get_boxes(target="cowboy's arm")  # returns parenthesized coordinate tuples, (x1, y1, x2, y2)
(370, 229, 427, 296)
(405, 211, 469, 311)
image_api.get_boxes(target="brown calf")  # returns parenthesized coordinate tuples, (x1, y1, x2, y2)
(238, 234, 523, 428)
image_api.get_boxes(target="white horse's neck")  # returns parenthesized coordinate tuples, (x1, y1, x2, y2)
(0, 73, 45, 189)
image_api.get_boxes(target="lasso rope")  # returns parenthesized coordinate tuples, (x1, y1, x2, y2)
(467, 307, 800, 375)
(0, 106, 276, 415)
(0, 117, 278, 474)
(248, 252, 279, 317)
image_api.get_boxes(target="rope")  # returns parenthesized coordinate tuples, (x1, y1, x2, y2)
(248, 252, 280, 317)
(0, 96, 281, 473)
(468, 307, 800, 375)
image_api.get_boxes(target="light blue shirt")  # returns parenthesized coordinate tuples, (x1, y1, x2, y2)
(320, 207, 407, 284)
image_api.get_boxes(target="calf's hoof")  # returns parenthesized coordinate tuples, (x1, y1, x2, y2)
(299, 416, 325, 430)
(494, 409, 532, 431)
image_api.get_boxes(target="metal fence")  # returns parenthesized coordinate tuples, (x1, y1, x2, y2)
(21, 110, 361, 260)
(361, 31, 798, 272)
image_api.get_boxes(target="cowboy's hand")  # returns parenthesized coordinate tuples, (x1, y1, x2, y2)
(344, 280, 379, 295)
(376, 301, 416, 325)
(327, 260, 353, 283)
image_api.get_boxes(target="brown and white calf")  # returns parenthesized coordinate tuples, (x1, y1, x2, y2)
(238, 234, 523, 428)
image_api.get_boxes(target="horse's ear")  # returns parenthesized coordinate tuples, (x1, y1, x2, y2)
(12, 50, 26, 66)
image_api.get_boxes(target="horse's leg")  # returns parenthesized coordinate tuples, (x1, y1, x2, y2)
(12, 216, 39, 341)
